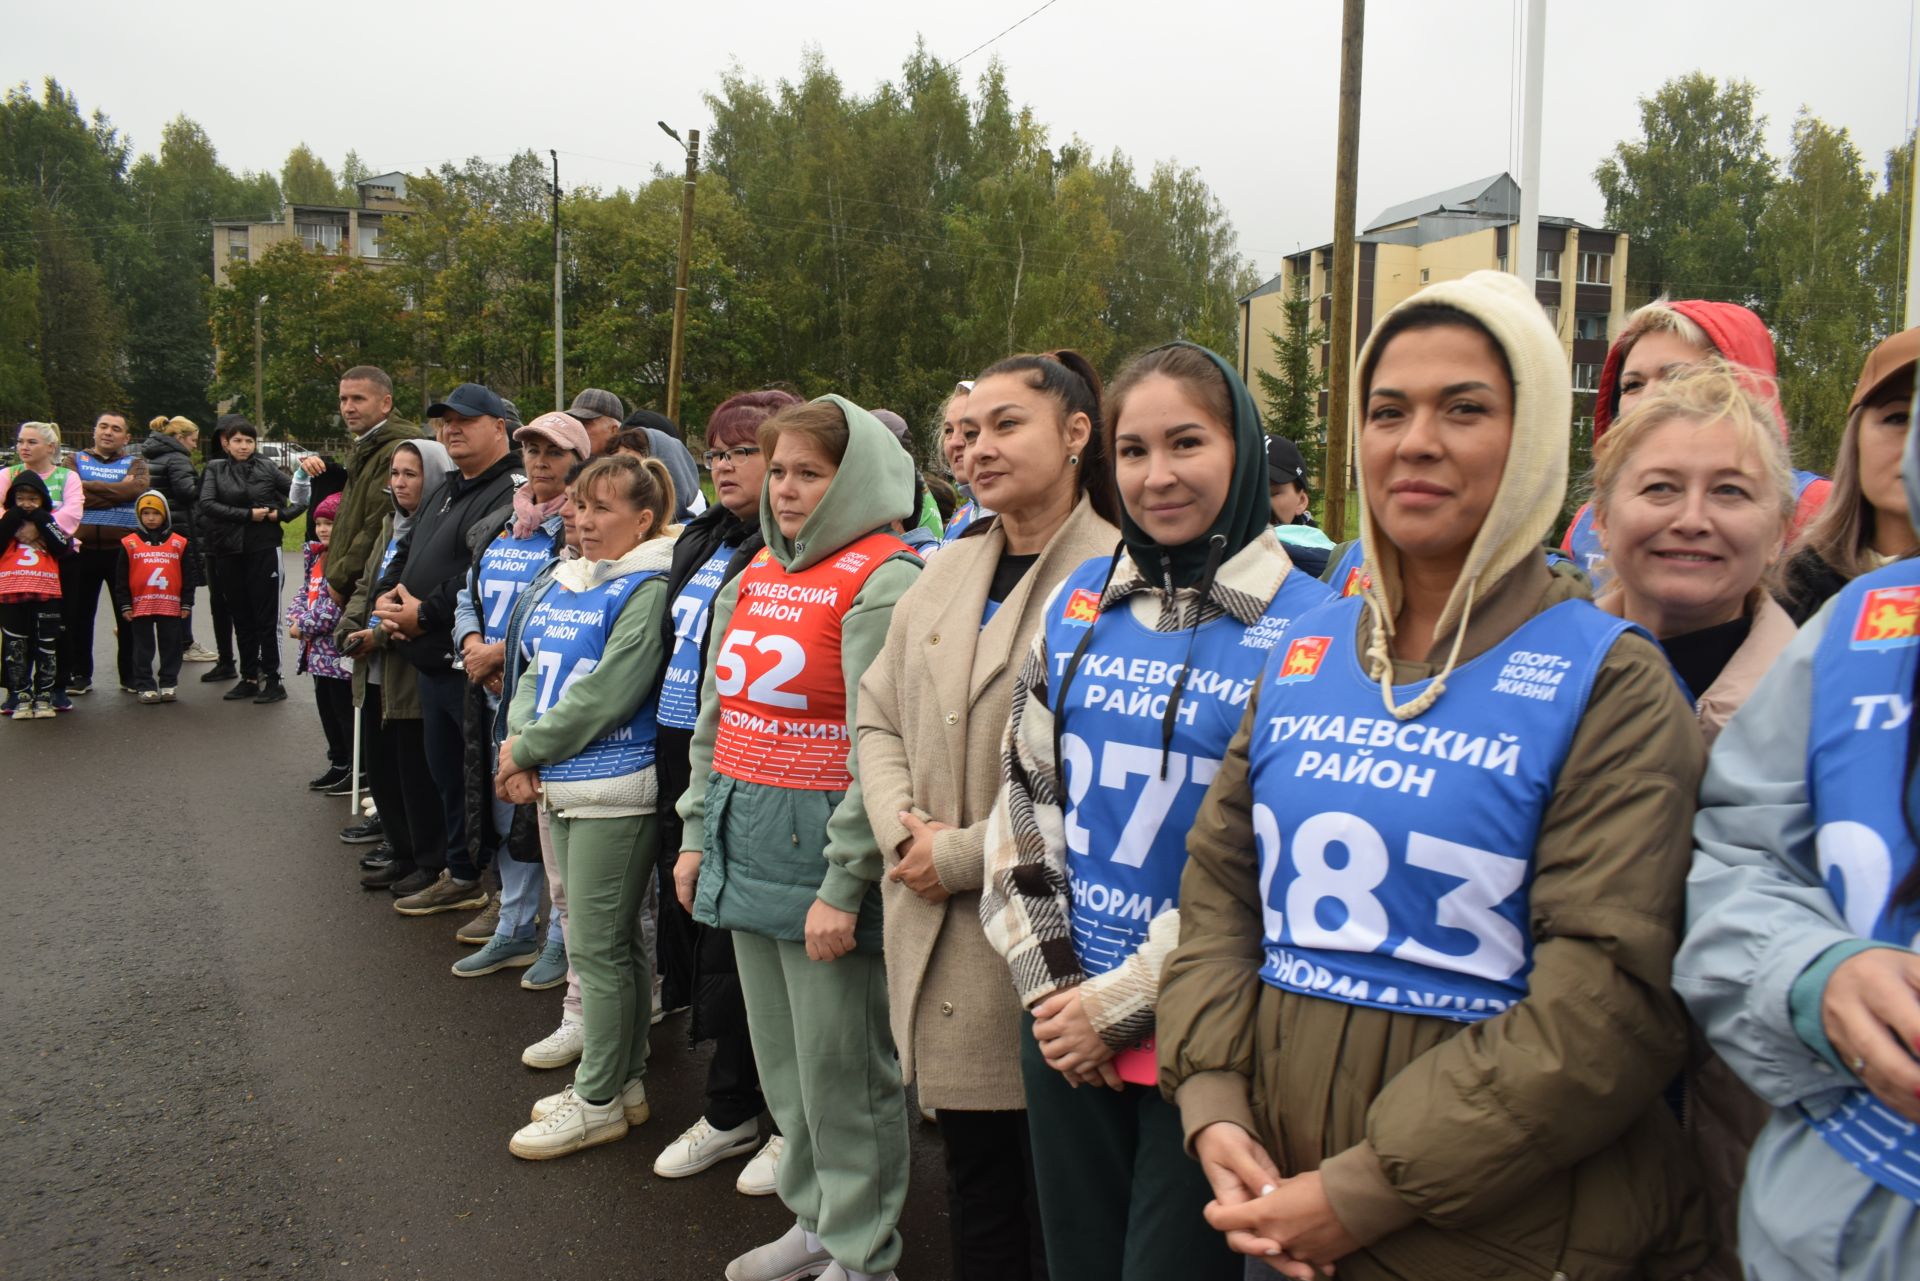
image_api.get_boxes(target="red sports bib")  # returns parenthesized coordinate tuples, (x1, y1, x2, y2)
(0, 536, 62, 598)
(711, 531, 915, 790)
(122, 533, 188, 618)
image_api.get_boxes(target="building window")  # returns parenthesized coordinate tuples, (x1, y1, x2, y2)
(1496, 254, 1508, 273)
(226, 228, 249, 263)
(1541, 303, 1560, 329)
(1575, 312, 1609, 341)
(1419, 267, 1431, 284)
(1538, 249, 1559, 280)
(357, 224, 381, 259)
(1572, 362, 1601, 392)
(296, 221, 343, 253)
(1576, 251, 1612, 285)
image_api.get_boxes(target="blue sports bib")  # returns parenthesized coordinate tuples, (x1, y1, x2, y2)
(1247, 597, 1635, 1021)
(475, 526, 557, 644)
(658, 545, 734, 731)
(1042, 559, 1333, 977)
(522, 569, 662, 782)
(73, 452, 137, 528)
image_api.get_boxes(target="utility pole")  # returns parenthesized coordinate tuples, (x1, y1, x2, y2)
(253, 294, 266, 433)
(660, 122, 700, 424)
(1513, 0, 1545, 291)
(1906, 128, 1920, 329)
(551, 149, 564, 411)
(1323, 0, 1365, 541)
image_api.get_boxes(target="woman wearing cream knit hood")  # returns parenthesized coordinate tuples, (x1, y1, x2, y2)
(1158, 271, 1710, 1279)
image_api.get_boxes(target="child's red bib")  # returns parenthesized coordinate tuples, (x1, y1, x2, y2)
(122, 532, 188, 618)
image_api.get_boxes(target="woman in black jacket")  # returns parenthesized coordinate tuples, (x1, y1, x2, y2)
(199, 416, 306, 703)
(645, 389, 790, 1192)
(143, 416, 217, 664)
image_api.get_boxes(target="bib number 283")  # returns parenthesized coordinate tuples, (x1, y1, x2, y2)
(1255, 807, 1528, 982)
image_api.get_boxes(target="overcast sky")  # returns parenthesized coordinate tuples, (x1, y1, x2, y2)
(9, 0, 1918, 281)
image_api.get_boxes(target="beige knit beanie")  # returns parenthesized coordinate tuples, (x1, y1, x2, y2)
(1352, 269, 1572, 719)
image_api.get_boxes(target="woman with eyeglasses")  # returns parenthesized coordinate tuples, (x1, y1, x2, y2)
(647, 389, 800, 1196)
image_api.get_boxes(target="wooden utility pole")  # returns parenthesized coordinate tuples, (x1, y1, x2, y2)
(1323, 0, 1365, 540)
(1906, 128, 1920, 329)
(663, 125, 701, 424)
(551, 150, 564, 410)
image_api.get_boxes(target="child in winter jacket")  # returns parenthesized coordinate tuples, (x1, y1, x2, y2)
(1, 469, 78, 718)
(289, 493, 352, 789)
(111, 491, 192, 703)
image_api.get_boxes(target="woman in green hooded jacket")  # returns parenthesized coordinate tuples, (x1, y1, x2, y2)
(675, 395, 922, 1281)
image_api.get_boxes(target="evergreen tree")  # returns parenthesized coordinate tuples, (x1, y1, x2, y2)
(1254, 272, 1327, 480)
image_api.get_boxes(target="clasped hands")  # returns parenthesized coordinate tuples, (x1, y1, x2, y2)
(494, 735, 540, 804)
(373, 583, 426, 639)
(1194, 1122, 1355, 1278)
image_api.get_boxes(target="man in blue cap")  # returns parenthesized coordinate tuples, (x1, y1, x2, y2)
(374, 382, 525, 916)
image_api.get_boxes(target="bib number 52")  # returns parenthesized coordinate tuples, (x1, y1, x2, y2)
(713, 629, 808, 710)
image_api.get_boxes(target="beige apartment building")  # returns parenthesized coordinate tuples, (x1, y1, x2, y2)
(1238, 173, 1630, 453)
(211, 171, 411, 288)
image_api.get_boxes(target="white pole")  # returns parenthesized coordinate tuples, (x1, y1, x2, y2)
(348, 696, 363, 815)
(1513, 0, 1546, 287)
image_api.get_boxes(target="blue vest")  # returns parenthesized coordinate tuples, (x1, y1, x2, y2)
(522, 569, 662, 782)
(943, 500, 981, 544)
(73, 452, 137, 528)
(1042, 558, 1334, 977)
(475, 526, 556, 644)
(1326, 541, 1367, 596)
(1804, 558, 1920, 1202)
(658, 544, 734, 731)
(1566, 470, 1823, 588)
(1246, 597, 1636, 1021)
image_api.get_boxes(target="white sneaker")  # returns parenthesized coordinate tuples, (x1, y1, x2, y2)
(508, 1089, 627, 1160)
(183, 644, 219, 663)
(736, 1134, 784, 1196)
(818, 1267, 899, 1281)
(724, 1220, 831, 1281)
(531, 1077, 649, 1126)
(653, 1115, 760, 1179)
(521, 1017, 584, 1070)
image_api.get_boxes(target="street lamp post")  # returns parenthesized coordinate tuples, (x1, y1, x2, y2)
(659, 121, 700, 425)
(253, 294, 266, 434)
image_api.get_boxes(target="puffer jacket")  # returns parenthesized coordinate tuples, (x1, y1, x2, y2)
(289, 543, 347, 678)
(141, 433, 199, 535)
(677, 395, 922, 949)
(327, 416, 423, 600)
(198, 456, 302, 556)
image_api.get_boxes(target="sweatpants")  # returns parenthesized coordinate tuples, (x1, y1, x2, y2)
(129, 616, 184, 691)
(312, 674, 352, 767)
(207, 552, 234, 664)
(1020, 1018, 1238, 1281)
(57, 546, 133, 689)
(734, 933, 909, 1276)
(1, 600, 61, 703)
(360, 688, 441, 870)
(935, 1108, 1049, 1281)
(211, 548, 283, 682)
(550, 810, 656, 1103)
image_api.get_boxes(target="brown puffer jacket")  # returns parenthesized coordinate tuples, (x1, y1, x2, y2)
(1158, 557, 1712, 1281)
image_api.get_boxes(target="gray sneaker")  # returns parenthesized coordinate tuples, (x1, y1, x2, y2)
(451, 935, 538, 978)
(724, 1221, 832, 1281)
(521, 936, 569, 990)
(394, 871, 489, 917)
(455, 893, 501, 944)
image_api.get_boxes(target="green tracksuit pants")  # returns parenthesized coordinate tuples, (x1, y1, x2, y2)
(733, 932, 910, 1275)
(550, 811, 656, 1103)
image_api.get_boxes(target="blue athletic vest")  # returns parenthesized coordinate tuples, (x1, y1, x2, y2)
(1326, 541, 1368, 597)
(1804, 558, 1920, 1201)
(474, 526, 557, 644)
(943, 500, 981, 544)
(1043, 559, 1334, 976)
(658, 544, 735, 731)
(1247, 596, 1637, 1020)
(73, 452, 137, 528)
(522, 569, 662, 782)
(1565, 470, 1823, 588)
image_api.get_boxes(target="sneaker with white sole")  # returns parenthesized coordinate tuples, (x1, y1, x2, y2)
(724, 1220, 833, 1281)
(736, 1134, 784, 1196)
(521, 1017, 585, 1069)
(818, 1267, 899, 1281)
(520, 936, 568, 990)
(531, 1077, 649, 1126)
(507, 1089, 627, 1161)
(450, 934, 538, 978)
(184, 644, 219, 663)
(393, 871, 488, 916)
(652, 1115, 760, 1179)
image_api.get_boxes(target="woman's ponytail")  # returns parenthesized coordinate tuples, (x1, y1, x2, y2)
(640, 456, 676, 536)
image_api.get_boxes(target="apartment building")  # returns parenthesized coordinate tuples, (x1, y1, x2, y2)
(212, 171, 411, 288)
(1238, 173, 1630, 440)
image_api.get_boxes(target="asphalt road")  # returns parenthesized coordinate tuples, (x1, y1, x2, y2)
(1, 569, 953, 1280)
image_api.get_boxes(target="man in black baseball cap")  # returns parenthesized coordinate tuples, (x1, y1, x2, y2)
(1265, 433, 1335, 576)
(427, 382, 508, 422)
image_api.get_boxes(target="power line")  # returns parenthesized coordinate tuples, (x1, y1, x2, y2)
(942, 0, 1065, 73)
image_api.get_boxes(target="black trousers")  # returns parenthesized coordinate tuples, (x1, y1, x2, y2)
(206, 550, 234, 664)
(211, 548, 283, 681)
(414, 667, 476, 880)
(1, 600, 61, 702)
(129, 616, 183, 690)
(57, 546, 133, 689)
(313, 674, 353, 767)
(360, 686, 442, 867)
(934, 1107, 1050, 1281)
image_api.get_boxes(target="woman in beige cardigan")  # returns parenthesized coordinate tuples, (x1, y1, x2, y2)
(857, 351, 1121, 1281)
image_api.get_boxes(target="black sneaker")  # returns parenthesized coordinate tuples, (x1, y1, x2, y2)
(253, 680, 287, 704)
(339, 815, 385, 844)
(361, 861, 415, 890)
(387, 868, 436, 897)
(325, 773, 365, 797)
(199, 664, 237, 683)
(359, 842, 395, 870)
(222, 680, 259, 701)
(309, 765, 351, 791)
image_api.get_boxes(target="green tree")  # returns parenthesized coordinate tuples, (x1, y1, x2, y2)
(1254, 273, 1328, 478)
(1758, 113, 1877, 473)
(0, 264, 49, 420)
(281, 142, 343, 205)
(1595, 74, 1776, 304)
(34, 210, 123, 428)
(1868, 133, 1914, 337)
